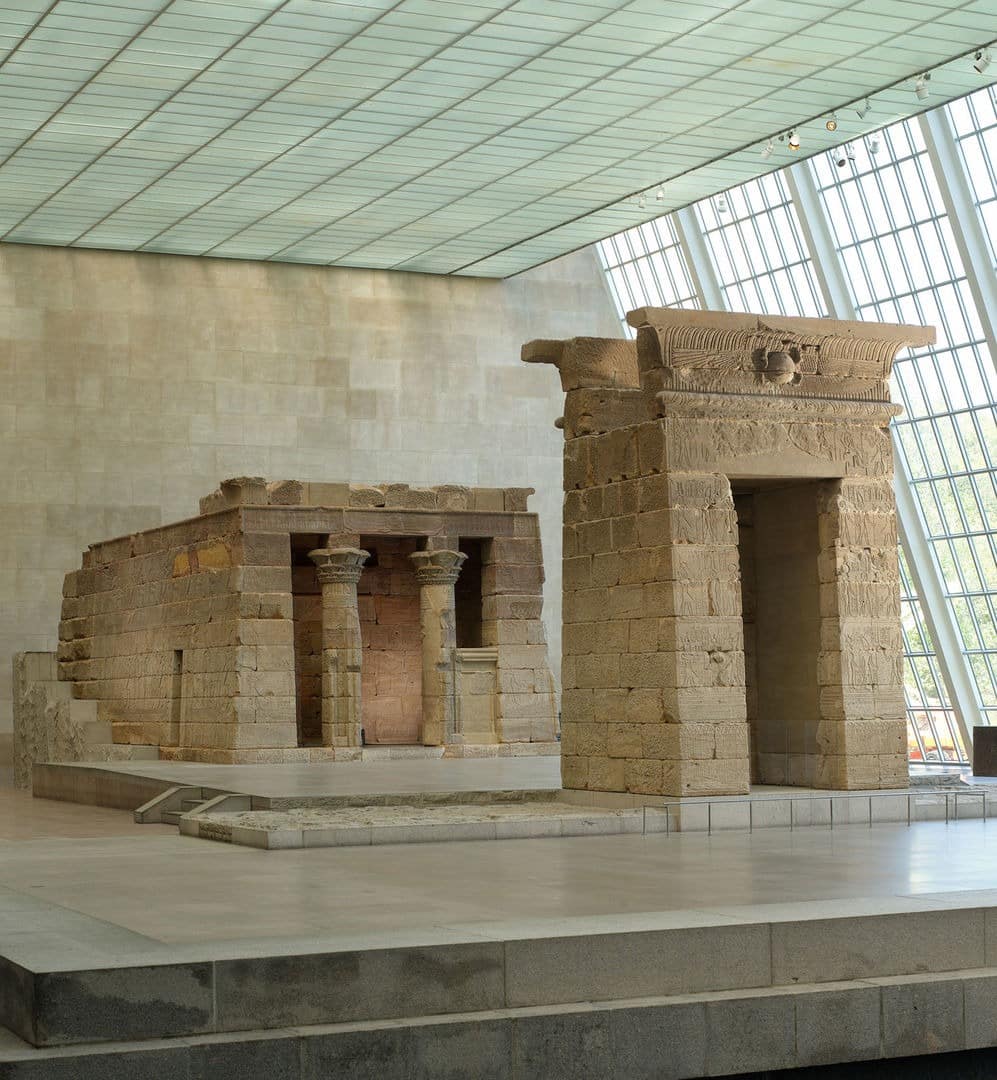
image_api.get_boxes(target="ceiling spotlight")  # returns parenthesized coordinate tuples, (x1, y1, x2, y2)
(655, 185, 665, 201)
(975, 49, 992, 74)
(787, 129, 800, 151)
(761, 138, 774, 159)
(835, 143, 856, 169)
(914, 73, 930, 100)
(868, 133, 881, 156)
(825, 113, 838, 132)
(716, 194, 729, 214)
(856, 98, 871, 120)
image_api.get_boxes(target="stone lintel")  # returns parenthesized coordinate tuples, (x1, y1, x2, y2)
(654, 390, 904, 425)
(627, 306, 937, 347)
(239, 506, 523, 539)
(629, 307, 934, 392)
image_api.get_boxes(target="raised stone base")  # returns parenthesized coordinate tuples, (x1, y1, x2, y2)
(4, 892, 997, 1079)
(156, 742, 558, 764)
(443, 741, 560, 758)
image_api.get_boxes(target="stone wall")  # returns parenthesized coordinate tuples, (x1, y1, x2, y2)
(529, 308, 932, 795)
(59, 511, 249, 750)
(11, 651, 157, 788)
(0, 242, 621, 761)
(358, 538, 423, 745)
(57, 486, 559, 761)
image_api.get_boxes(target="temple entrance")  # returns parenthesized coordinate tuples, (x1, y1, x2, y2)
(357, 537, 423, 745)
(290, 535, 323, 747)
(733, 481, 824, 787)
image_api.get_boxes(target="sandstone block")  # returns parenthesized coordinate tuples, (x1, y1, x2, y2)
(266, 480, 303, 505)
(607, 722, 642, 758)
(220, 476, 268, 506)
(625, 757, 664, 794)
(588, 755, 626, 791)
(305, 482, 350, 506)
(561, 755, 590, 789)
(504, 487, 534, 511)
(349, 485, 386, 507)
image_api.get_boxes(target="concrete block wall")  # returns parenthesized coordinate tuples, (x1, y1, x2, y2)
(0, 242, 621, 761)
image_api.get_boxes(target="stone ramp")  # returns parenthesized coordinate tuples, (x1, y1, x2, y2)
(30, 756, 562, 809)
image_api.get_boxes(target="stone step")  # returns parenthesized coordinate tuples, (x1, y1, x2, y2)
(79, 720, 113, 744)
(68, 698, 97, 724)
(86, 744, 161, 762)
(3, 895, 993, 1050)
(3, 966, 997, 1079)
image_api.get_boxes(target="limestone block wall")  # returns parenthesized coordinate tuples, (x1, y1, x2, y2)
(0, 241, 621, 762)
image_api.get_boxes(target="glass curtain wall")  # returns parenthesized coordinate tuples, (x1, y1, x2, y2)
(596, 85, 997, 763)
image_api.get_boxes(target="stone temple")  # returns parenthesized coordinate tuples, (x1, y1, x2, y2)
(526, 306, 935, 797)
(6, 6, 997, 1076)
(51, 479, 557, 765)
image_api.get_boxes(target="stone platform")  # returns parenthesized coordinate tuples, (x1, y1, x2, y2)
(31, 758, 988, 840)
(5, 879, 997, 1076)
(5, 766, 997, 1077)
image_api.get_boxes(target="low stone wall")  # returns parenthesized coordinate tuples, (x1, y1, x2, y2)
(11, 652, 157, 788)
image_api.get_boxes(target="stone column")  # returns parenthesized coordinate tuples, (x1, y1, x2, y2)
(308, 547, 370, 748)
(410, 550, 467, 746)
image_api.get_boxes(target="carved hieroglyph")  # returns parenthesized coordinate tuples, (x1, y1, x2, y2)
(525, 307, 934, 797)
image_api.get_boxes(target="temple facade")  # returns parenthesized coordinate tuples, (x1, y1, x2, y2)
(526, 307, 934, 797)
(55, 479, 558, 763)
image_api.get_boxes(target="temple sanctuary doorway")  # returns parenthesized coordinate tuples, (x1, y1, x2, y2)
(732, 481, 823, 787)
(357, 537, 423, 745)
(290, 535, 323, 747)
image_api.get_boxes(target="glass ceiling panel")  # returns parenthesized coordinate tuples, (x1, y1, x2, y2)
(0, 0, 994, 272)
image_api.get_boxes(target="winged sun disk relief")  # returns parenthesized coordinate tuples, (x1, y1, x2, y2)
(669, 339, 824, 387)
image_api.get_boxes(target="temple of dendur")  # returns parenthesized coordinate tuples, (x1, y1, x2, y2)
(53, 480, 557, 764)
(525, 306, 934, 798)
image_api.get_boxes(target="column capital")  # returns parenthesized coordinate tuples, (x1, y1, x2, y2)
(309, 547, 370, 585)
(410, 549, 466, 586)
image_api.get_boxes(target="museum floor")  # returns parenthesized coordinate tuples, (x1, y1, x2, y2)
(5, 763, 997, 1078)
(1, 768, 996, 946)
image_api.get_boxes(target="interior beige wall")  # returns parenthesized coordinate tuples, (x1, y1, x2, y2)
(0, 241, 621, 760)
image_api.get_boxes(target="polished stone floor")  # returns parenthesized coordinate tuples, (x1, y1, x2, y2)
(4, 768, 997, 967)
(0, 772, 174, 841)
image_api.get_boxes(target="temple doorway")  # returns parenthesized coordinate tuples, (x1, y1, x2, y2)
(357, 537, 423, 745)
(733, 480, 824, 787)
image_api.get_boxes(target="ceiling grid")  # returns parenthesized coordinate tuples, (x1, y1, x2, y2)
(0, 0, 993, 276)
